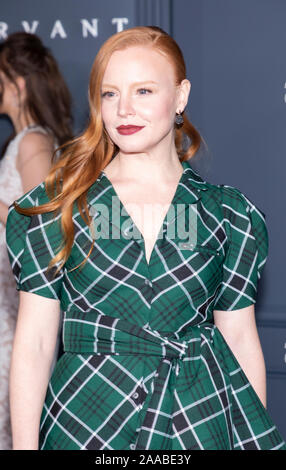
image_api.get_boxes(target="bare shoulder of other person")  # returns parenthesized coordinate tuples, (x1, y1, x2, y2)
(16, 131, 55, 171)
(16, 131, 55, 192)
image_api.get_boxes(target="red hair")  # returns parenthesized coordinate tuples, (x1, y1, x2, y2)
(15, 26, 203, 272)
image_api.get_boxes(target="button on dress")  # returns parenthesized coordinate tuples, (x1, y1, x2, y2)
(5, 160, 286, 450)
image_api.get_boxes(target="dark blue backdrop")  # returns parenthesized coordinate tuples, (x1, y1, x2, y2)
(1, 0, 285, 439)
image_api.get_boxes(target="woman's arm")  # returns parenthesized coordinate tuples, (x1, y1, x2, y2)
(9, 291, 61, 450)
(16, 132, 54, 193)
(0, 200, 9, 225)
(213, 304, 267, 408)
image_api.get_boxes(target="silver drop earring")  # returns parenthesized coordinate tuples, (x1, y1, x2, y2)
(175, 111, 184, 126)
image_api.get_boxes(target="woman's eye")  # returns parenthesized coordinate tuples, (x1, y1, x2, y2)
(101, 88, 152, 98)
(138, 88, 152, 95)
(101, 91, 115, 98)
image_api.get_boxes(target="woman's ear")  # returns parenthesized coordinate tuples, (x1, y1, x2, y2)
(12, 76, 27, 104)
(15, 76, 26, 92)
(176, 79, 191, 114)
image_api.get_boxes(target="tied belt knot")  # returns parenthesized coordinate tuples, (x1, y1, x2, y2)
(62, 308, 218, 450)
(63, 308, 216, 376)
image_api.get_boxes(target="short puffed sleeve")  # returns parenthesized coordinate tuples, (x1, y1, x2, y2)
(213, 185, 268, 311)
(5, 183, 64, 300)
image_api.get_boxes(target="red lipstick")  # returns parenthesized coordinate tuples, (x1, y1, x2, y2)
(116, 125, 145, 135)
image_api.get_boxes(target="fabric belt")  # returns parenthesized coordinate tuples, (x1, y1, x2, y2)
(62, 307, 218, 449)
(63, 308, 215, 364)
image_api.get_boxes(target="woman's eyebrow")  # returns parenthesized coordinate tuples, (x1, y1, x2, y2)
(101, 80, 158, 89)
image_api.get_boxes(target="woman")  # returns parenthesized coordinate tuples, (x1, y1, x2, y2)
(0, 31, 73, 450)
(5, 26, 286, 450)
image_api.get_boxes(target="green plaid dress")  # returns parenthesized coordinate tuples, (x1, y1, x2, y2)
(6, 159, 286, 450)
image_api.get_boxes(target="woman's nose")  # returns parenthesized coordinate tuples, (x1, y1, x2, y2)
(117, 93, 135, 117)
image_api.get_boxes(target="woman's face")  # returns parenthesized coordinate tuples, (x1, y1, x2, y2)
(0, 71, 17, 115)
(101, 46, 190, 156)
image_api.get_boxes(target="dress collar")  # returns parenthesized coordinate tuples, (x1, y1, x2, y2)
(180, 159, 208, 190)
(87, 159, 208, 233)
(88, 159, 207, 200)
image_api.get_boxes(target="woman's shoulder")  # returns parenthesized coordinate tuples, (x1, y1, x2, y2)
(17, 128, 55, 160)
(6, 180, 63, 268)
(13, 180, 51, 209)
(202, 179, 266, 219)
(7, 125, 53, 155)
(219, 183, 266, 221)
(19, 127, 54, 147)
(5, 180, 64, 300)
(6, 181, 55, 238)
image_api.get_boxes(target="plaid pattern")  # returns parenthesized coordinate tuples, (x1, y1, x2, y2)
(6, 159, 286, 450)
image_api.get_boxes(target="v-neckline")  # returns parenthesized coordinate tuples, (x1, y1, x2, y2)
(101, 162, 187, 267)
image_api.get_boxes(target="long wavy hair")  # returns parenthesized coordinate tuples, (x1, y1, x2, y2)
(14, 26, 203, 273)
(0, 31, 73, 155)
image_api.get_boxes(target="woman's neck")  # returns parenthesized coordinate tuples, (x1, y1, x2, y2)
(9, 110, 37, 134)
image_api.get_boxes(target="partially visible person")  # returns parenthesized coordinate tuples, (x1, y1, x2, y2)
(5, 26, 286, 451)
(0, 31, 73, 450)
